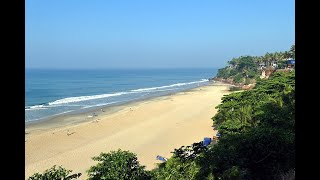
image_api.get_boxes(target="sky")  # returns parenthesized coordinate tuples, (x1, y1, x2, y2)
(26, 0, 295, 69)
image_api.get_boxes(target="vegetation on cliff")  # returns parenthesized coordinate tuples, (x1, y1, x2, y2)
(215, 44, 295, 84)
(153, 71, 295, 179)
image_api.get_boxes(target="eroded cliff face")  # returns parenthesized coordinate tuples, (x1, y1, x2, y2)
(211, 77, 236, 84)
(211, 77, 256, 90)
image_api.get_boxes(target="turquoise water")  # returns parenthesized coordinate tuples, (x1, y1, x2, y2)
(25, 68, 217, 122)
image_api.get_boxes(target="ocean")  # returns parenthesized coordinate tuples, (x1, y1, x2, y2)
(25, 68, 217, 122)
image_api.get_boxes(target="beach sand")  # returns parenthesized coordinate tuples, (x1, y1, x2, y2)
(25, 82, 231, 179)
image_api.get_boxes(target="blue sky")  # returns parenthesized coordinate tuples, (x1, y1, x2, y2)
(26, 0, 295, 69)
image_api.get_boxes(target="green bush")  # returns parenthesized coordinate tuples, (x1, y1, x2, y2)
(277, 61, 287, 69)
(247, 70, 256, 78)
(153, 157, 200, 180)
(28, 165, 81, 180)
(159, 71, 295, 179)
(216, 67, 230, 78)
(229, 86, 242, 91)
(152, 142, 208, 180)
(205, 72, 295, 179)
(233, 74, 243, 83)
(87, 149, 152, 180)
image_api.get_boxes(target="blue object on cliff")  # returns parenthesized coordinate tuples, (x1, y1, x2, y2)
(203, 137, 212, 146)
(216, 133, 221, 137)
(286, 59, 295, 65)
(156, 155, 167, 162)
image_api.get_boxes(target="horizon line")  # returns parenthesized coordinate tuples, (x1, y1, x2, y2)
(25, 67, 222, 70)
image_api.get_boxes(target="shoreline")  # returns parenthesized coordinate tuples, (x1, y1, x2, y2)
(25, 78, 212, 124)
(25, 81, 231, 179)
(25, 81, 223, 132)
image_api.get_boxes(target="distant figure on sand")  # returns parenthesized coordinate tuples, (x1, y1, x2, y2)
(67, 130, 75, 136)
(92, 119, 99, 123)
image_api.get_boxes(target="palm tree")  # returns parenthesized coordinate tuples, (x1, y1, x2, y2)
(277, 52, 285, 61)
(264, 53, 272, 67)
(237, 105, 257, 128)
(269, 96, 284, 108)
(253, 56, 260, 64)
(290, 44, 295, 59)
(270, 53, 279, 67)
(275, 52, 281, 61)
(283, 51, 291, 60)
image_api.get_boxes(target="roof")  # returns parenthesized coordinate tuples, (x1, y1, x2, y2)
(287, 60, 295, 64)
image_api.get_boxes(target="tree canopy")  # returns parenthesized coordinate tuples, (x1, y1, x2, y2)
(28, 165, 81, 180)
(154, 71, 295, 180)
(87, 149, 152, 180)
(216, 44, 295, 84)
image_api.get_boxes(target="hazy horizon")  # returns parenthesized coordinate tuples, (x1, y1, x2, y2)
(26, 0, 295, 69)
(25, 67, 220, 70)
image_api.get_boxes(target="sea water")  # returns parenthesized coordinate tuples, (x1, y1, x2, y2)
(25, 68, 217, 122)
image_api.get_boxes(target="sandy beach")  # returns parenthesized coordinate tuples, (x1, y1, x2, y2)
(25, 82, 231, 179)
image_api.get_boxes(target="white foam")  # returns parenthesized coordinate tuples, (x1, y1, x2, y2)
(48, 92, 130, 105)
(81, 101, 119, 109)
(29, 105, 45, 109)
(44, 79, 208, 106)
(25, 105, 48, 110)
(26, 104, 84, 111)
(131, 79, 208, 92)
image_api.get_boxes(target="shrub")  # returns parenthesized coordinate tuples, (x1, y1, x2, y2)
(28, 165, 81, 180)
(229, 86, 242, 91)
(87, 149, 152, 180)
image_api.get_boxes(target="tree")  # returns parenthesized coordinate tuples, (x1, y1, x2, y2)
(283, 51, 291, 60)
(289, 44, 295, 59)
(263, 53, 271, 67)
(208, 72, 295, 179)
(87, 149, 152, 180)
(153, 142, 207, 180)
(28, 165, 81, 180)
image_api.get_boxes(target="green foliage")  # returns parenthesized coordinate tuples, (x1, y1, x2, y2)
(235, 56, 257, 71)
(28, 165, 81, 180)
(233, 74, 243, 83)
(216, 67, 232, 79)
(229, 86, 242, 92)
(213, 71, 294, 135)
(207, 71, 295, 179)
(216, 55, 259, 85)
(218, 119, 245, 135)
(276, 60, 287, 69)
(215, 44, 295, 84)
(156, 71, 295, 180)
(152, 157, 200, 180)
(290, 44, 295, 59)
(229, 68, 238, 76)
(201, 125, 294, 180)
(255, 71, 295, 96)
(247, 69, 257, 79)
(87, 149, 152, 180)
(153, 142, 209, 180)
